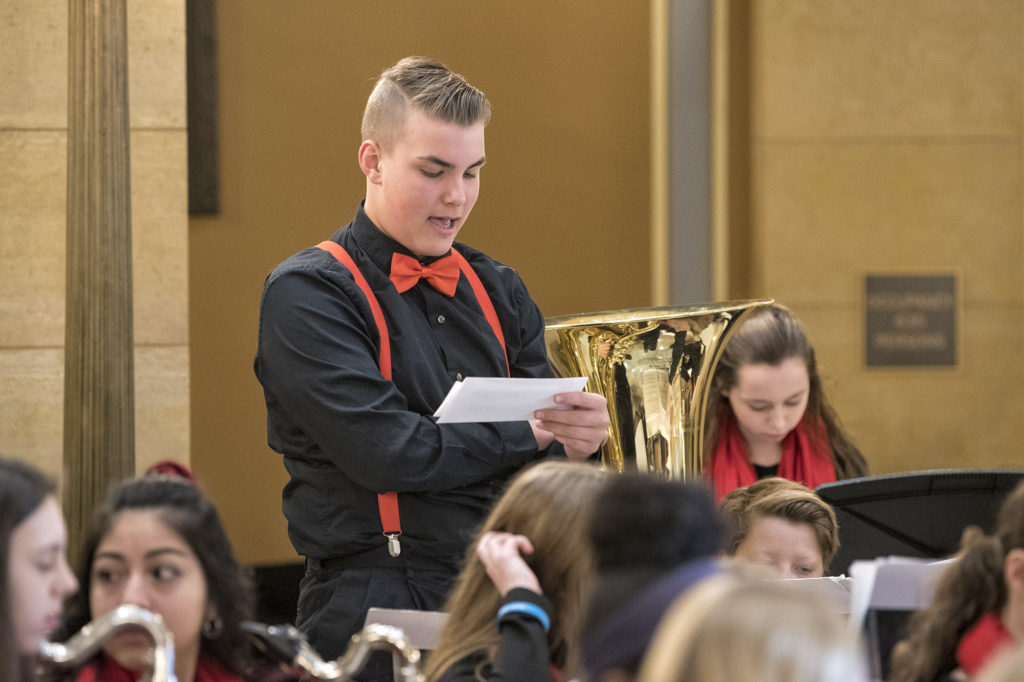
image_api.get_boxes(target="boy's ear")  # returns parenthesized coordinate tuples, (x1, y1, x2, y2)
(358, 140, 383, 184)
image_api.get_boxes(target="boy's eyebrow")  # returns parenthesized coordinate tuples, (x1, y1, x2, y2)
(419, 155, 487, 170)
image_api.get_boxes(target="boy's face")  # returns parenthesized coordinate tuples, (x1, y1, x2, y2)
(366, 108, 486, 259)
(734, 514, 825, 579)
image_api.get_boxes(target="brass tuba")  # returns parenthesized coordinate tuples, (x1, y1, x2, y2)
(40, 605, 176, 682)
(545, 300, 772, 479)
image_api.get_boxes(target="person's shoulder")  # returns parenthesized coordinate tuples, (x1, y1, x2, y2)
(453, 241, 505, 267)
(262, 217, 361, 284)
(267, 243, 330, 274)
(453, 242, 527, 287)
(258, 242, 380, 326)
(262, 235, 361, 292)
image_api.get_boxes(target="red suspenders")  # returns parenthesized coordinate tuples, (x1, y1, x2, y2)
(315, 241, 509, 557)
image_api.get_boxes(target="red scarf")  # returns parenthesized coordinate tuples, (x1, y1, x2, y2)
(957, 612, 1018, 676)
(75, 652, 243, 682)
(707, 407, 836, 502)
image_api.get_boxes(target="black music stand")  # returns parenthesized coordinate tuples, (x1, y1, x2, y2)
(815, 469, 1024, 576)
(817, 470, 1024, 681)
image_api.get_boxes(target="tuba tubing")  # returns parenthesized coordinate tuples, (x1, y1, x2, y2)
(545, 299, 773, 479)
(40, 605, 177, 682)
(242, 621, 424, 682)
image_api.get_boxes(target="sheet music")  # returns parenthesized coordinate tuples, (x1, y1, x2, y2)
(433, 376, 589, 423)
(847, 556, 952, 633)
(784, 575, 855, 614)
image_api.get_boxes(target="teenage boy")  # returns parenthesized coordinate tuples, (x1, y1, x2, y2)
(254, 56, 609, 665)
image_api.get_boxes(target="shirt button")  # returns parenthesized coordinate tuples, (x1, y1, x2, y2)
(436, 314, 446, 324)
(456, 372, 464, 381)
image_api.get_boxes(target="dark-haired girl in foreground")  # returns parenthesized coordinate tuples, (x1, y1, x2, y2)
(53, 466, 293, 682)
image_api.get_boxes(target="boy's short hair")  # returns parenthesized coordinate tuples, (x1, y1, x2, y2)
(720, 477, 840, 567)
(361, 56, 492, 150)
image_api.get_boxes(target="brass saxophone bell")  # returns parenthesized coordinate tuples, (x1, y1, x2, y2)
(40, 605, 176, 682)
(242, 620, 425, 681)
(545, 299, 773, 479)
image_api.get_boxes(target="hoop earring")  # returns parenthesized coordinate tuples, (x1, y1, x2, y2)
(202, 614, 224, 640)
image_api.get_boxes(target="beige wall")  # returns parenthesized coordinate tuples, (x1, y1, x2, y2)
(189, 2, 653, 564)
(729, 1, 1023, 474)
(0, 0, 190, 477)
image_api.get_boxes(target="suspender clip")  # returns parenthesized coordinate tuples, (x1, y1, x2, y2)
(385, 532, 402, 558)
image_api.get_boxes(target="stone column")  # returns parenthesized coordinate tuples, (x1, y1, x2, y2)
(64, 0, 134, 555)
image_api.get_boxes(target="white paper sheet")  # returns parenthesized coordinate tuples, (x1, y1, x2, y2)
(847, 555, 951, 632)
(433, 376, 589, 424)
(784, 575, 855, 614)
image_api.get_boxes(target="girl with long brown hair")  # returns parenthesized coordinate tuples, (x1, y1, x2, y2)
(424, 460, 607, 682)
(703, 304, 869, 501)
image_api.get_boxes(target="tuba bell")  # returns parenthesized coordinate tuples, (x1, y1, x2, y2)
(40, 604, 176, 682)
(545, 299, 772, 479)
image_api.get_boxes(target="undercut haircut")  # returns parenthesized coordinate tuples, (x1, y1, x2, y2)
(361, 56, 491, 150)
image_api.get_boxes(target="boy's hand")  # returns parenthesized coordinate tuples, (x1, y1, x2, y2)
(531, 391, 610, 460)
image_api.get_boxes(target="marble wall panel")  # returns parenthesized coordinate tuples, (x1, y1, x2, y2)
(0, 348, 63, 477)
(1, 0, 191, 478)
(751, 140, 1023, 304)
(0, 0, 66, 128)
(134, 344, 189, 472)
(131, 130, 189, 345)
(0, 0, 187, 130)
(1, 129, 191, 349)
(0, 131, 67, 347)
(793, 302, 1023, 474)
(0, 345, 191, 479)
(126, 0, 187, 128)
(752, 0, 1023, 138)
(744, 0, 1023, 475)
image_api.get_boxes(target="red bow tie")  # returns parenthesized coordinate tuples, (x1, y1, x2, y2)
(389, 252, 460, 296)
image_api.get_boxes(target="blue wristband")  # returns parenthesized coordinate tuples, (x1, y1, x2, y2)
(497, 601, 551, 633)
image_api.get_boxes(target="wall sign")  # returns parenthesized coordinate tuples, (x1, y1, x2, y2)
(865, 274, 957, 367)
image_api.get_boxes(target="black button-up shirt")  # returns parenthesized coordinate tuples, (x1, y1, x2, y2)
(255, 204, 562, 570)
